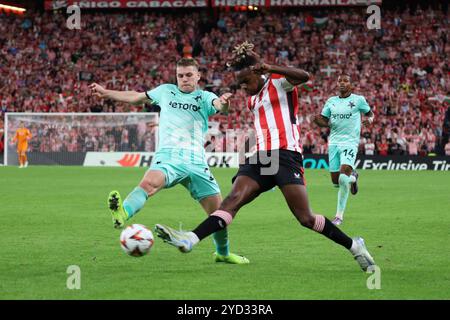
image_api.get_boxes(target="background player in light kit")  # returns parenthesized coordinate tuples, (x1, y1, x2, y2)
(313, 74, 375, 225)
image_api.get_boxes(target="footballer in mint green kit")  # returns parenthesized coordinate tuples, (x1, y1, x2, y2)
(314, 74, 374, 225)
(89, 58, 249, 264)
(146, 83, 220, 201)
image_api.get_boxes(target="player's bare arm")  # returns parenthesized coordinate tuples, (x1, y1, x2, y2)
(362, 110, 375, 126)
(213, 92, 233, 114)
(313, 114, 330, 128)
(247, 50, 309, 85)
(264, 64, 309, 85)
(89, 83, 149, 105)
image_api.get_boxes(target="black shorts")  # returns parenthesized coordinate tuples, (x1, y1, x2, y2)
(232, 149, 305, 193)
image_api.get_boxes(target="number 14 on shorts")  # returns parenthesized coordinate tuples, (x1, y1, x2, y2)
(342, 148, 356, 160)
(328, 145, 358, 172)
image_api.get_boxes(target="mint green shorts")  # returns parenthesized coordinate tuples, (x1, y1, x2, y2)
(328, 145, 358, 172)
(149, 150, 220, 201)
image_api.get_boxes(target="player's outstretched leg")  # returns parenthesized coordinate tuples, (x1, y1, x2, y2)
(122, 186, 149, 218)
(153, 224, 249, 264)
(108, 170, 165, 229)
(155, 176, 260, 261)
(108, 187, 149, 229)
(154, 220, 251, 262)
(281, 184, 375, 271)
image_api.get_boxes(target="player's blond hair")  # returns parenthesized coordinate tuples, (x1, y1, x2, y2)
(176, 58, 199, 70)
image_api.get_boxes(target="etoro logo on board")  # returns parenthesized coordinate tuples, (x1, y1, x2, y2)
(117, 154, 141, 167)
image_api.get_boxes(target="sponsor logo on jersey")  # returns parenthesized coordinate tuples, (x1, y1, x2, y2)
(169, 101, 201, 112)
(331, 112, 353, 120)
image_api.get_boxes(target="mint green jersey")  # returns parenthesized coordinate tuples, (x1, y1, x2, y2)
(321, 93, 371, 146)
(146, 84, 218, 161)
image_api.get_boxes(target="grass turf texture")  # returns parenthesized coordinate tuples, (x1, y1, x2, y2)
(0, 166, 449, 299)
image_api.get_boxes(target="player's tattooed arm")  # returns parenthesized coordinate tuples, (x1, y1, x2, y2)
(89, 83, 148, 105)
(313, 114, 330, 128)
(362, 111, 375, 126)
(213, 93, 233, 114)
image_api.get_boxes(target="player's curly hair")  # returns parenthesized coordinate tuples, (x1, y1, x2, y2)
(226, 41, 258, 71)
(338, 71, 354, 82)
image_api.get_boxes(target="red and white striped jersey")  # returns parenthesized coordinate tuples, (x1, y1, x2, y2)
(247, 74, 302, 153)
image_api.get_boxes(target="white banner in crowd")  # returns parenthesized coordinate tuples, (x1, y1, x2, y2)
(84, 152, 241, 168)
(84, 152, 450, 171)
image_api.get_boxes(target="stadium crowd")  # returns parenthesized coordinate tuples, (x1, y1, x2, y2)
(0, 5, 449, 156)
(5, 115, 158, 153)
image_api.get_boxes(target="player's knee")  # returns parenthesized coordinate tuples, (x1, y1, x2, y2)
(298, 212, 315, 229)
(139, 179, 161, 196)
(300, 216, 315, 229)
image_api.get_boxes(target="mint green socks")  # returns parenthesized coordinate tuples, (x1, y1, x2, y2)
(213, 228, 230, 256)
(123, 186, 148, 218)
(336, 174, 355, 219)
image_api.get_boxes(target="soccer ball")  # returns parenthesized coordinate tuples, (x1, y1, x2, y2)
(120, 224, 154, 257)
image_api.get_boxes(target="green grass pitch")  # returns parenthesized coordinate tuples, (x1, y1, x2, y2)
(0, 166, 449, 299)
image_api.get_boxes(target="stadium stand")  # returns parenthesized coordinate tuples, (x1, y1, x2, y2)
(0, 4, 448, 155)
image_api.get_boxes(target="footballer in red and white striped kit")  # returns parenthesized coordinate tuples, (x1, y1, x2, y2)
(155, 42, 376, 272)
(233, 65, 307, 192)
(247, 73, 302, 153)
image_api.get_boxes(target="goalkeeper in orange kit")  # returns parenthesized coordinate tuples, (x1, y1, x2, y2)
(12, 122, 32, 168)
